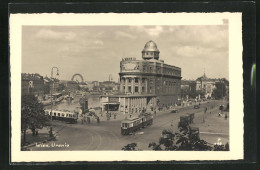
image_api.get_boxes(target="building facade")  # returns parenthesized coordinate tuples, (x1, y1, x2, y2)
(101, 40, 182, 115)
(22, 73, 45, 96)
(186, 73, 229, 99)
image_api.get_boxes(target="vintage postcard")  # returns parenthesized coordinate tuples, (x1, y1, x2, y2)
(10, 13, 243, 162)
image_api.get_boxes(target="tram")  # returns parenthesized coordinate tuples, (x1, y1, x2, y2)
(44, 109, 78, 123)
(121, 113, 153, 135)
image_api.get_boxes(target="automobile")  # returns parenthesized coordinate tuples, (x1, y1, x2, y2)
(194, 105, 200, 109)
(171, 109, 179, 113)
(178, 115, 190, 128)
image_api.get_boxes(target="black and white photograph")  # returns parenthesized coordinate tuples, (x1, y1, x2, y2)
(10, 13, 243, 162)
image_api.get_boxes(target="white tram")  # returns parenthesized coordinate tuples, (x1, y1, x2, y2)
(44, 109, 78, 123)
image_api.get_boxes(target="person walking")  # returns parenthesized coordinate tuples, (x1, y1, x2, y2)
(171, 120, 174, 127)
(204, 107, 207, 114)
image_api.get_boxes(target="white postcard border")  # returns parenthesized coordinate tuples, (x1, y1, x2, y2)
(10, 13, 243, 162)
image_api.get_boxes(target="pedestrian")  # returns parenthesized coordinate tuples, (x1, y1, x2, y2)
(36, 129, 38, 136)
(97, 117, 100, 123)
(114, 113, 117, 119)
(225, 112, 227, 119)
(171, 120, 174, 127)
(154, 110, 157, 116)
(218, 112, 221, 117)
(49, 127, 53, 137)
(204, 107, 207, 114)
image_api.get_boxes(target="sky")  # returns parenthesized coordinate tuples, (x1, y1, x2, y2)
(22, 25, 229, 82)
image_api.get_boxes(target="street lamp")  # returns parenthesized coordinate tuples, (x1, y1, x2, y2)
(50, 67, 59, 121)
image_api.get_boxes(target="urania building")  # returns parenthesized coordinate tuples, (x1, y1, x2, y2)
(101, 40, 182, 115)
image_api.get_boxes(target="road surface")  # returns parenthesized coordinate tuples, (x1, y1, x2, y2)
(31, 100, 229, 150)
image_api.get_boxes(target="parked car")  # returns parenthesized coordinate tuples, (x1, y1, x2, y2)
(194, 105, 200, 109)
(171, 109, 179, 113)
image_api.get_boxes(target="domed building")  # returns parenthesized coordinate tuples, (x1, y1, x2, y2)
(100, 40, 182, 115)
(142, 40, 160, 60)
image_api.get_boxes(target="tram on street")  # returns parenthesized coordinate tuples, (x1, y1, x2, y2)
(44, 109, 78, 123)
(121, 112, 153, 135)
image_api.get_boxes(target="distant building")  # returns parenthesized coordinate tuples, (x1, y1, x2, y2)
(186, 73, 229, 99)
(194, 73, 216, 98)
(65, 81, 79, 92)
(101, 40, 182, 114)
(99, 81, 119, 92)
(92, 81, 99, 87)
(22, 73, 45, 96)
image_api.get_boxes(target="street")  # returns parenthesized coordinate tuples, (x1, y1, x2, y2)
(31, 100, 228, 151)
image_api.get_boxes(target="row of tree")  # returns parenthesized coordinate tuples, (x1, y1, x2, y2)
(21, 94, 50, 145)
(122, 125, 229, 151)
(181, 81, 228, 100)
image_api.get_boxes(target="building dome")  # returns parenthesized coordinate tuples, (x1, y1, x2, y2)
(142, 40, 160, 60)
(142, 40, 160, 52)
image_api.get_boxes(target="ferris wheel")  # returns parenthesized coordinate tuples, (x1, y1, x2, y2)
(71, 73, 84, 83)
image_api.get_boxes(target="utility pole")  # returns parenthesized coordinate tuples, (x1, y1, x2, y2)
(50, 67, 59, 121)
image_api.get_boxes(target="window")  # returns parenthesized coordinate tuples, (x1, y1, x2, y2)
(150, 67, 152, 72)
(123, 86, 125, 90)
(142, 78, 145, 83)
(129, 79, 131, 83)
(143, 66, 146, 72)
(128, 86, 131, 92)
(62, 113, 65, 117)
(146, 52, 148, 55)
(135, 86, 139, 92)
(54, 112, 56, 116)
(58, 113, 60, 116)
(142, 86, 145, 92)
(135, 78, 138, 83)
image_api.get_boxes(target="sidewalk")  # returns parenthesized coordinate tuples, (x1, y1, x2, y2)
(21, 127, 57, 150)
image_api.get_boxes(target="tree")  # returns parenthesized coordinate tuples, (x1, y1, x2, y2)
(196, 90, 205, 99)
(43, 83, 50, 94)
(181, 87, 189, 99)
(122, 143, 138, 151)
(57, 83, 65, 92)
(212, 82, 226, 99)
(21, 94, 50, 145)
(149, 127, 212, 151)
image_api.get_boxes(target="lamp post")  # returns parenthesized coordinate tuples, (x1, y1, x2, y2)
(50, 67, 59, 121)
